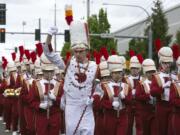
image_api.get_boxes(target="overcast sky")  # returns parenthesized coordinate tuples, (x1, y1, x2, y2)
(0, 0, 180, 61)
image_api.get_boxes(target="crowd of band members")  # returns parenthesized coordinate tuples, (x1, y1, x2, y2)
(0, 21, 180, 135)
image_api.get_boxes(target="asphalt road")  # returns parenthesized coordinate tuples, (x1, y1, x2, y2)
(0, 118, 135, 135)
(0, 120, 12, 135)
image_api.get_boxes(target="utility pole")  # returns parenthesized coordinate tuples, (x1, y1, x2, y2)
(54, 0, 57, 51)
(22, 21, 26, 45)
(87, 0, 90, 21)
(38, 18, 41, 42)
(103, 3, 153, 58)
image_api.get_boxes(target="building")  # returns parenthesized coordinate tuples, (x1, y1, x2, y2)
(113, 3, 180, 54)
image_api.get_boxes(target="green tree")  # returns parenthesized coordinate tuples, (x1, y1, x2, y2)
(129, 39, 148, 58)
(128, 0, 171, 64)
(175, 30, 180, 45)
(151, 0, 172, 46)
(61, 42, 71, 58)
(88, 8, 117, 54)
(151, 0, 172, 64)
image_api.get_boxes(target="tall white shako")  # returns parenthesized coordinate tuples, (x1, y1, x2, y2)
(63, 21, 97, 135)
(70, 21, 90, 50)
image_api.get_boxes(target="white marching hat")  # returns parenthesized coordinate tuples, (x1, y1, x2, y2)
(107, 55, 123, 72)
(99, 61, 110, 77)
(23, 55, 30, 65)
(158, 47, 173, 63)
(21, 64, 27, 71)
(35, 68, 43, 76)
(142, 59, 156, 73)
(130, 56, 141, 68)
(70, 21, 90, 50)
(119, 56, 126, 69)
(40, 53, 55, 71)
(14, 56, 21, 67)
(7, 62, 17, 73)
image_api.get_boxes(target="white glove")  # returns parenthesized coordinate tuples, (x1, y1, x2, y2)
(48, 91, 56, 101)
(85, 97, 94, 106)
(60, 94, 65, 110)
(163, 81, 171, 88)
(132, 89, 136, 96)
(112, 101, 120, 108)
(119, 91, 125, 99)
(48, 26, 58, 36)
(39, 102, 48, 110)
(3, 92, 8, 97)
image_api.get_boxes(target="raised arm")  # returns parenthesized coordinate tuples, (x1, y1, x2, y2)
(43, 27, 65, 70)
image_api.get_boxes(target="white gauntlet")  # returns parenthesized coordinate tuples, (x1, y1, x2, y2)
(48, 26, 58, 36)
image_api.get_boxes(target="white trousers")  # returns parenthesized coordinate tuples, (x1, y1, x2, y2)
(65, 104, 95, 135)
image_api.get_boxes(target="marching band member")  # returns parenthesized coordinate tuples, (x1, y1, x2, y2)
(94, 61, 110, 135)
(150, 47, 174, 135)
(3, 62, 17, 133)
(101, 55, 131, 135)
(125, 56, 143, 135)
(43, 21, 98, 135)
(29, 54, 63, 135)
(135, 59, 157, 135)
(169, 56, 180, 135)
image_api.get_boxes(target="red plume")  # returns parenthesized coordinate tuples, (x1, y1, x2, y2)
(93, 50, 97, 59)
(19, 46, 24, 57)
(64, 51, 71, 65)
(65, 5, 73, 25)
(31, 51, 37, 64)
(2, 57, 8, 70)
(111, 49, 116, 55)
(19, 56, 23, 62)
(2, 56, 6, 62)
(36, 43, 43, 57)
(171, 44, 180, 60)
(65, 16, 73, 25)
(136, 54, 144, 64)
(129, 50, 135, 58)
(86, 52, 91, 60)
(154, 39, 162, 53)
(113, 86, 119, 97)
(95, 52, 101, 65)
(24, 50, 30, 60)
(11, 52, 16, 61)
(100, 47, 109, 60)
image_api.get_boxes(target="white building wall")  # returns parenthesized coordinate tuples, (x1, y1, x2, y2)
(114, 4, 180, 54)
